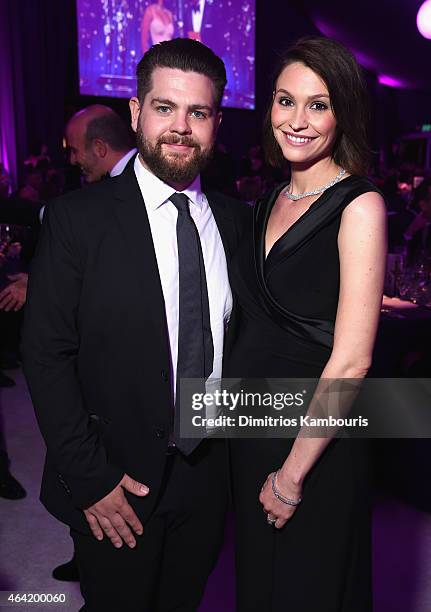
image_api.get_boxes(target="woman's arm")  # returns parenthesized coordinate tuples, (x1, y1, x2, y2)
(260, 190, 387, 527)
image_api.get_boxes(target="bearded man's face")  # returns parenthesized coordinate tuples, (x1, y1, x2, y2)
(129, 67, 221, 189)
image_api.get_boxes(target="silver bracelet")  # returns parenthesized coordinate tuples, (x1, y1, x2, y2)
(271, 470, 302, 507)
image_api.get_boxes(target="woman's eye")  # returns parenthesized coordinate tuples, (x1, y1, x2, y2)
(310, 102, 328, 111)
(278, 97, 293, 107)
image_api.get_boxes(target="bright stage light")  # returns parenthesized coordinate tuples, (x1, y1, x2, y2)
(417, 0, 431, 39)
(378, 74, 406, 88)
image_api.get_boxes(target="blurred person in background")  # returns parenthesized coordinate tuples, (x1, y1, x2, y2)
(39, 104, 137, 223)
(404, 177, 431, 265)
(65, 104, 137, 184)
(140, 0, 175, 53)
(238, 143, 283, 193)
(0, 231, 27, 386)
(0, 216, 26, 497)
(383, 172, 415, 251)
(236, 174, 263, 205)
(24, 142, 51, 169)
(17, 167, 44, 203)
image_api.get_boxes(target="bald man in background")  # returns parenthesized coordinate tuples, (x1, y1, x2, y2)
(65, 104, 137, 183)
(38, 105, 137, 227)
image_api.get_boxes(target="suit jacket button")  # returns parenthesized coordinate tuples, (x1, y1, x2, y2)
(161, 370, 168, 382)
(155, 428, 166, 439)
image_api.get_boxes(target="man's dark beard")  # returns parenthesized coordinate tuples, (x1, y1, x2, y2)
(137, 130, 214, 186)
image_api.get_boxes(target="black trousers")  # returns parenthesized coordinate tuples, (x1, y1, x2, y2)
(71, 440, 228, 612)
(231, 438, 372, 612)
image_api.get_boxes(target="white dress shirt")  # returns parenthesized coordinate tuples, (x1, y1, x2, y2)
(134, 155, 232, 399)
(110, 148, 137, 177)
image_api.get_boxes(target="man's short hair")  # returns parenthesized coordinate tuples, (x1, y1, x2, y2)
(85, 113, 135, 152)
(136, 38, 227, 110)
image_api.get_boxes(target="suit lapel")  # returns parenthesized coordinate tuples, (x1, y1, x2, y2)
(112, 171, 237, 349)
(113, 162, 170, 347)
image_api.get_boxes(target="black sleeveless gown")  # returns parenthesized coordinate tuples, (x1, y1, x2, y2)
(227, 176, 380, 612)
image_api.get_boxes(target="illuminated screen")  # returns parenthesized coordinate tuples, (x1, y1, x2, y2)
(77, 0, 255, 109)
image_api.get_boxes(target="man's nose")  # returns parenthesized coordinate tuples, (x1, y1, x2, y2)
(169, 111, 192, 135)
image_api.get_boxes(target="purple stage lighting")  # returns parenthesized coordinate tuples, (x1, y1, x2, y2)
(417, 0, 431, 39)
(313, 19, 337, 39)
(77, 0, 256, 110)
(378, 74, 407, 88)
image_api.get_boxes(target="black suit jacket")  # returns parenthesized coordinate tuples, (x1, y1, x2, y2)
(21, 161, 250, 534)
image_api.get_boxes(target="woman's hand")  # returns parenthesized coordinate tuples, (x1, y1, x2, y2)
(259, 470, 302, 529)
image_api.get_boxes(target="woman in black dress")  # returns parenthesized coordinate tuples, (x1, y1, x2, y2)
(228, 38, 387, 611)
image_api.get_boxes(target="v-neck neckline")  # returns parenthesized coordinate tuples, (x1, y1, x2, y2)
(263, 175, 354, 263)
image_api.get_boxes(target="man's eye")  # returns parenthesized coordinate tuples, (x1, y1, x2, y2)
(156, 106, 171, 113)
(191, 110, 206, 119)
(310, 102, 328, 111)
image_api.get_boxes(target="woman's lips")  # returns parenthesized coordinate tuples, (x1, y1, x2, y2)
(283, 133, 317, 146)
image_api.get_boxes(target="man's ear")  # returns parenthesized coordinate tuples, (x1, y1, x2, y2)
(214, 111, 222, 134)
(93, 139, 108, 159)
(129, 97, 141, 132)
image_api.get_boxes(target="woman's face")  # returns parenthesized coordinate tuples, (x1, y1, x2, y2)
(271, 62, 338, 165)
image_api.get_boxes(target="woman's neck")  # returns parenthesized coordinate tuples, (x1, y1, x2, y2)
(289, 158, 343, 195)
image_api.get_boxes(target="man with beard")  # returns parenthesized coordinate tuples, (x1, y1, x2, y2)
(22, 38, 248, 611)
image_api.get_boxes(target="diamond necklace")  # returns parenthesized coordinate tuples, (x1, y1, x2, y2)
(284, 168, 346, 201)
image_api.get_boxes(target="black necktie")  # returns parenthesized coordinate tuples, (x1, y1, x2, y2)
(170, 193, 214, 454)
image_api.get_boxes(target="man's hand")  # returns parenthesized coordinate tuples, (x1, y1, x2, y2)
(0, 273, 28, 311)
(84, 473, 150, 548)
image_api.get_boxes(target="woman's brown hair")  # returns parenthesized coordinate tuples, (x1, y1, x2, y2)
(263, 37, 372, 176)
